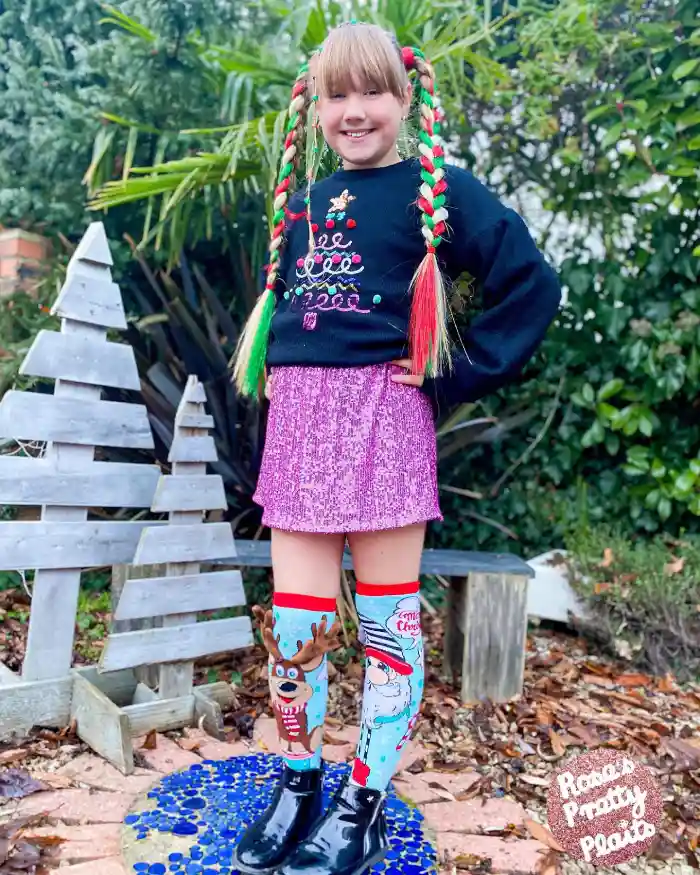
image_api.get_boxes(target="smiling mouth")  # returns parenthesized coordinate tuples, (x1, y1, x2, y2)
(278, 695, 296, 704)
(342, 130, 374, 140)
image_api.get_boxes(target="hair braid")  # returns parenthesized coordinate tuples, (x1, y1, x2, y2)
(232, 62, 311, 398)
(402, 46, 451, 379)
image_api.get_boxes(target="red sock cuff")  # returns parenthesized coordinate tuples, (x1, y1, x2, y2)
(273, 592, 337, 612)
(355, 580, 420, 597)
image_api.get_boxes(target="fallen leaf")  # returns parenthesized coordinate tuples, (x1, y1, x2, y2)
(519, 775, 551, 788)
(0, 770, 45, 799)
(549, 730, 567, 757)
(29, 773, 74, 790)
(0, 750, 27, 767)
(663, 738, 700, 771)
(524, 818, 565, 852)
(616, 672, 652, 687)
(599, 547, 614, 568)
(664, 556, 685, 574)
(141, 730, 158, 751)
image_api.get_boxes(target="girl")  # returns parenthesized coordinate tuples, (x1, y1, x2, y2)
(231, 21, 561, 875)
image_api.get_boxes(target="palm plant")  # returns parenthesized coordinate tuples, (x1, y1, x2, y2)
(89, 0, 513, 264)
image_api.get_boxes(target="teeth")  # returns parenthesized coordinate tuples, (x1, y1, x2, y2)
(346, 131, 369, 138)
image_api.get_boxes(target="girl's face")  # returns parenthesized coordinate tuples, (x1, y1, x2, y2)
(318, 81, 411, 171)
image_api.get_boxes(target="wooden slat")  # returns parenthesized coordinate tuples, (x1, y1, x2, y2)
(0, 457, 160, 508)
(0, 677, 73, 741)
(99, 616, 253, 673)
(0, 521, 157, 570)
(114, 570, 244, 621)
(20, 330, 140, 390)
(182, 380, 207, 404)
(211, 540, 536, 578)
(133, 522, 235, 565)
(71, 673, 133, 775)
(123, 696, 195, 737)
(0, 663, 20, 685)
(73, 666, 138, 708)
(151, 475, 226, 512)
(52, 273, 126, 330)
(168, 434, 217, 463)
(176, 413, 214, 429)
(21, 379, 100, 682)
(70, 222, 114, 268)
(0, 391, 153, 449)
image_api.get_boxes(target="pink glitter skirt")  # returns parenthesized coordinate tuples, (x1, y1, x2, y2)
(253, 363, 443, 533)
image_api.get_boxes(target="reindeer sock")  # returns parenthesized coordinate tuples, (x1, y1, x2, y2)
(350, 581, 424, 791)
(259, 593, 338, 772)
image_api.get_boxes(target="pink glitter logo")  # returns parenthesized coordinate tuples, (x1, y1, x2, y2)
(547, 749, 663, 866)
(302, 312, 317, 331)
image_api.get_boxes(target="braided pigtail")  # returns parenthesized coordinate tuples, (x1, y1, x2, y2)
(402, 46, 451, 379)
(232, 62, 311, 398)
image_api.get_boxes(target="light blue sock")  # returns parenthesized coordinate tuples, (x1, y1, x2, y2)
(350, 580, 424, 790)
(257, 593, 338, 771)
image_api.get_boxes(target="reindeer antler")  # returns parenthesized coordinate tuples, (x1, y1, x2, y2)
(252, 605, 283, 661)
(291, 614, 342, 666)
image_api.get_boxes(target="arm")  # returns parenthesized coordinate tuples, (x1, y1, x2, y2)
(423, 174, 561, 412)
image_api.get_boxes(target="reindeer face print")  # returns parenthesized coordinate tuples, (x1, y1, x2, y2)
(269, 657, 315, 707)
(252, 605, 341, 758)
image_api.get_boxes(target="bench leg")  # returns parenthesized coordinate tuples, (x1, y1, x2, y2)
(460, 572, 529, 703)
(442, 576, 464, 682)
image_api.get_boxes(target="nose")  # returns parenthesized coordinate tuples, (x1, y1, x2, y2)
(279, 681, 297, 693)
(343, 95, 366, 123)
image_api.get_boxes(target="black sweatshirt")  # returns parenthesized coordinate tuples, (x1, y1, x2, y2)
(266, 158, 561, 413)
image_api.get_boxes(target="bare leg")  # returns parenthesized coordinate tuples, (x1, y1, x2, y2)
(271, 528, 345, 598)
(346, 522, 426, 584)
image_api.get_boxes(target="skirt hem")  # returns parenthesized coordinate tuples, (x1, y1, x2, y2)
(255, 501, 443, 535)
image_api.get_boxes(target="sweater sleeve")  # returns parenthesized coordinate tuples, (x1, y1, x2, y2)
(422, 167, 562, 412)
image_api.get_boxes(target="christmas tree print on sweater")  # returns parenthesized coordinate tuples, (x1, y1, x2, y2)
(285, 188, 381, 331)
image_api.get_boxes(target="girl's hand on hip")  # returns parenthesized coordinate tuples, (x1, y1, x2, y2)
(390, 359, 424, 388)
(264, 373, 274, 401)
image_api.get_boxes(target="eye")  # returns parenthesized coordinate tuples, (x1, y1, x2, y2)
(365, 88, 379, 96)
(378, 662, 389, 672)
(275, 665, 284, 677)
(287, 668, 298, 680)
(330, 93, 345, 100)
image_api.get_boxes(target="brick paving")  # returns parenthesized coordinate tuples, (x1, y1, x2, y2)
(5, 721, 552, 873)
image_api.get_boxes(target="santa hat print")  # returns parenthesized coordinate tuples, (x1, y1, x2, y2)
(359, 614, 413, 676)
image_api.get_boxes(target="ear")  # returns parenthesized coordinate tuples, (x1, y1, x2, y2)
(301, 653, 324, 672)
(403, 82, 413, 115)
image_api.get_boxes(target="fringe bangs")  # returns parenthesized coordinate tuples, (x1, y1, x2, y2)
(316, 24, 407, 100)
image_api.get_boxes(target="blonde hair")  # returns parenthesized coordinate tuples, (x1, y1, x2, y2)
(232, 23, 451, 399)
(314, 23, 409, 101)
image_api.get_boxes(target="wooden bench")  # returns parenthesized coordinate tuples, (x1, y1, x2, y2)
(212, 540, 534, 704)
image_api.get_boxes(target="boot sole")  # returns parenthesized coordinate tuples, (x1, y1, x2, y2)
(231, 851, 281, 875)
(353, 846, 389, 875)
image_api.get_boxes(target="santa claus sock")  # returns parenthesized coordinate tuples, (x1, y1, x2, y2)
(266, 593, 337, 772)
(350, 581, 424, 790)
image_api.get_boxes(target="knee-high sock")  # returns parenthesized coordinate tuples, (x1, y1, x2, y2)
(259, 593, 338, 771)
(351, 580, 424, 790)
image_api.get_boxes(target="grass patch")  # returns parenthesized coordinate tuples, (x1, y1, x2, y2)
(565, 524, 700, 681)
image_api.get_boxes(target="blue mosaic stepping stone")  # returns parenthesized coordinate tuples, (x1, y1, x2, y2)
(126, 754, 436, 874)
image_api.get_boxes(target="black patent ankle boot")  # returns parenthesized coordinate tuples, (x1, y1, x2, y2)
(232, 766, 324, 875)
(278, 776, 389, 875)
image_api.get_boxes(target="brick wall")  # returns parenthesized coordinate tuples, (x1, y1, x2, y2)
(0, 229, 51, 298)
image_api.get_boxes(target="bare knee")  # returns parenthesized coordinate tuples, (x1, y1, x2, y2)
(347, 523, 426, 584)
(271, 529, 345, 599)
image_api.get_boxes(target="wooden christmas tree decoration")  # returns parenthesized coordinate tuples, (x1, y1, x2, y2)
(71, 376, 252, 773)
(0, 222, 161, 738)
